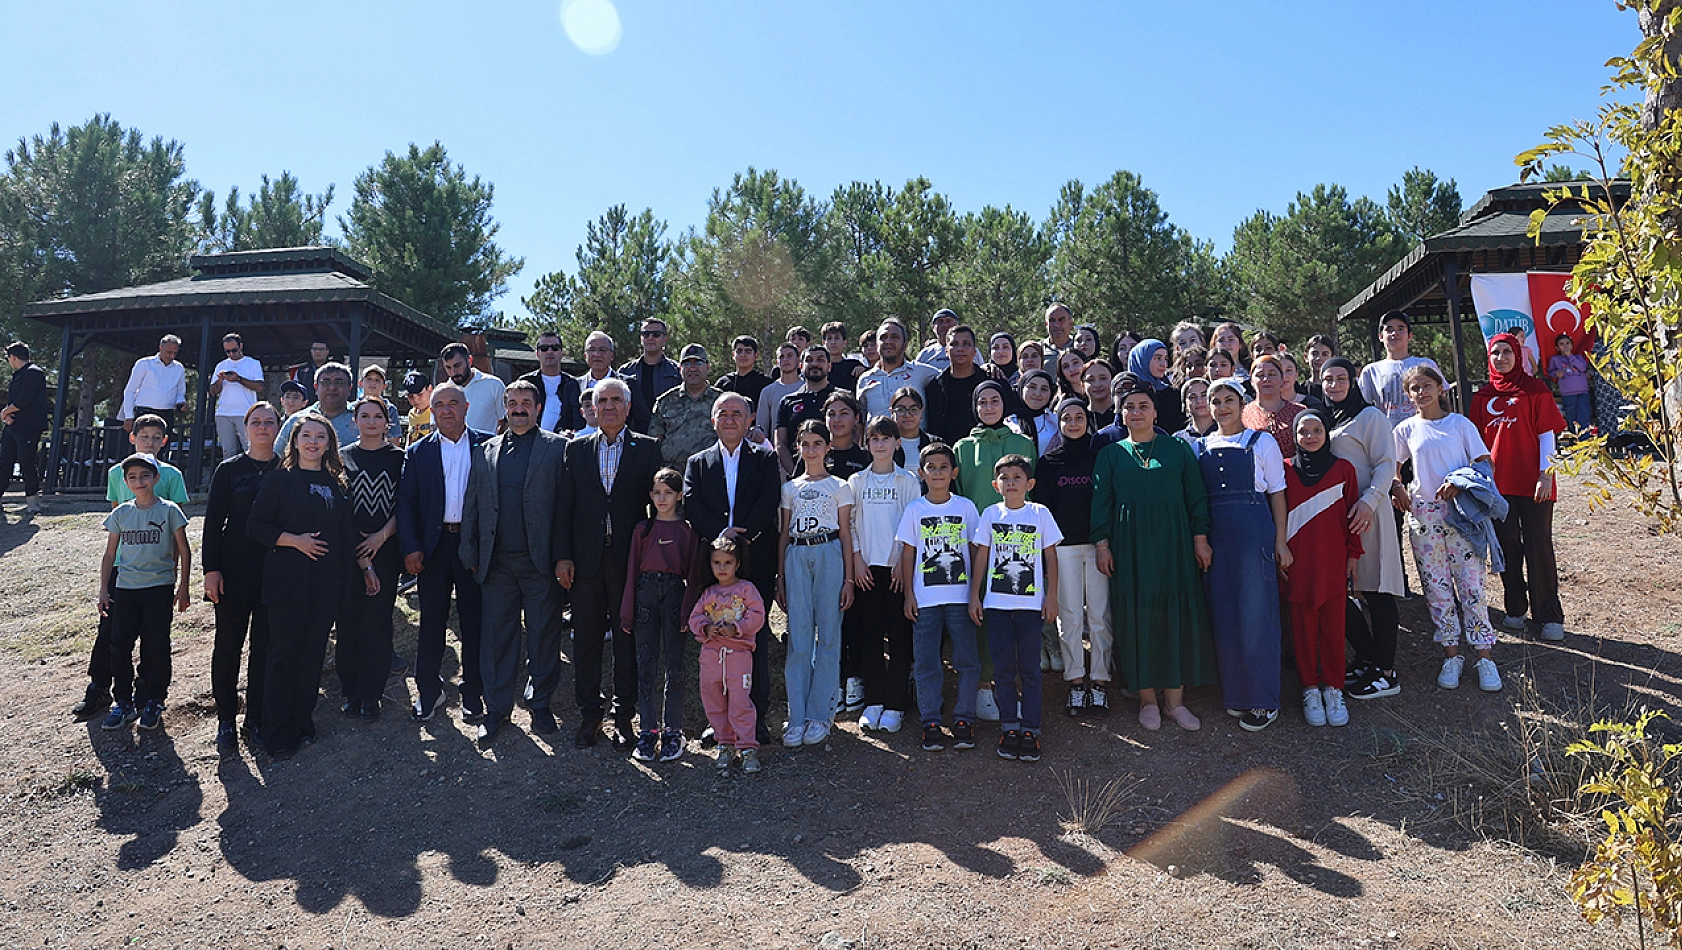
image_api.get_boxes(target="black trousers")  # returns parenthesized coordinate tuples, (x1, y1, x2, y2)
(263, 595, 338, 755)
(337, 548, 400, 703)
(854, 565, 913, 710)
(110, 585, 174, 705)
(211, 596, 269, 728)
(1494, 495, 1564, 625)
(480, 549, 563, 721)
(570, 554, 635, 724)
(0, 425, 43, 497)
(745, 550, 776, 732)
(1345, 591, 1399, 671)
(632, 571, 688, 732)
(414, 530, 484, 713)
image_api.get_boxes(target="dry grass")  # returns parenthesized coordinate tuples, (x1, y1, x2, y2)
(1057, 769, 1141, 838)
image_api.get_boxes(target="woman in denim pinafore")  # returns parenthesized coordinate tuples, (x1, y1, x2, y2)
(1197, 378, 1293, 732)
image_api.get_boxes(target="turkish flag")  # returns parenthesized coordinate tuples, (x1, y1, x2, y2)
(1528, 272, 1595, 352)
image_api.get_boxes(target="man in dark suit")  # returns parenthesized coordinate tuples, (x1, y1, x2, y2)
(556, 377, 661, 750)
(461, 380, 570, 746)
(396, 381, 491, 723)
(2, 341, 49, 513)
(682, 391, 781, 741)
(517, 329, 585, 435)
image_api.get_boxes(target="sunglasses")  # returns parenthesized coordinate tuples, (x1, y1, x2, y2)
(536, 344, 562, 352)
(224, 348, 240, 354)
(641, 330, 666, 338)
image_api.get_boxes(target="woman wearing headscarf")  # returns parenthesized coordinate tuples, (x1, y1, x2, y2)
(1281, 409, 1363, 728)
(1033, 398, 1111, 717)
(983, 332, 1019, 385)
(1126, 339, 1187, 434)
(1091, 374, 1214, 732)
(1468, 332, 1569, 642)
(1008, 369, 1058, 456)
(1318, 357, 1405, 700)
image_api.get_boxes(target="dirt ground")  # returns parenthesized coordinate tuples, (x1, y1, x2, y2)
(1, 474, 1678, 949)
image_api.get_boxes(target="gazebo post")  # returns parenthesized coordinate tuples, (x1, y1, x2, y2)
(348, 303, 363, 380)
(188, 313, 214, 491)
(45, 324, 73, 494)
(1441, 256, 1470, 413)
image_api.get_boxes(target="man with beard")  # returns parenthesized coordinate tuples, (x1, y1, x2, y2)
(775, 346, 838, 478)
(857, 319, 939, 422)
(442, 342, 506, 435)
(460, 381, 568, 746)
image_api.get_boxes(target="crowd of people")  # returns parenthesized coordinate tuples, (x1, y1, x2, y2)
(35, 300, 1579, 768)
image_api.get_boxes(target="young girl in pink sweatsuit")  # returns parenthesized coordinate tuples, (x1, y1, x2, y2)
(690, 538, 766, 773)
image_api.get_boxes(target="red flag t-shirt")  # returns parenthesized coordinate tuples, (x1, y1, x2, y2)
(1468, 386, 1566, 500)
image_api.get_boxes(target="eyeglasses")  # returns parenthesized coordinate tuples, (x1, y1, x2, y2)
(891, 405, 922, 414)
(641, 330, 666, 338)
(536, 344, 562, 352)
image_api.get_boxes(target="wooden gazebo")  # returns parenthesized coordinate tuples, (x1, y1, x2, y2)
(24, 247, 458, 492)
(1337, 180, 1629, 397)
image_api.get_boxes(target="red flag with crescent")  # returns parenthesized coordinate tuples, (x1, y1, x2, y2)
(1527, 272, 1594, 352)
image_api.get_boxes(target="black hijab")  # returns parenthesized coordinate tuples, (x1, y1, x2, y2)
(1041, 397, 1095, 464)
(1292, 408, 1338, 487)
(1014, 369, 1056, 427)
(1321, 357, 1371, 430)
(971, 380, 1010, 430)
(986, 332, 1018, 381)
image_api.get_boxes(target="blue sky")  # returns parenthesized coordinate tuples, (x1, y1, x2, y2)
(1, 1, 1637, 321)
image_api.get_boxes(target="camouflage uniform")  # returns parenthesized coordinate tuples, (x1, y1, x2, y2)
(649, 384, 723, 466)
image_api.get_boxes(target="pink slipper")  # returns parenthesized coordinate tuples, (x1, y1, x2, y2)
(1168, 706, 1201, 731)
(1138, 704, 1161, 731)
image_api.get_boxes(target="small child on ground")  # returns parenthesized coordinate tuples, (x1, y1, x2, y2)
(896, 443, 983, 752)
(622, 468, 699, 763)
(968, 454, 1061, 762)
(690, 538, 766, 773)
(99, 454, 192, 731)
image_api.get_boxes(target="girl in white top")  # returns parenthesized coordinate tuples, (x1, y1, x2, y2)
(777, 420, 856, 749)
(846, 418, 924, 733)
(1392, 365, 1500, 693)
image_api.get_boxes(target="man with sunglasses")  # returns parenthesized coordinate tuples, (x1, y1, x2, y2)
(619, 318, 681, 434)
(209, 332, 266, 457)
(518, 330, 585, 435)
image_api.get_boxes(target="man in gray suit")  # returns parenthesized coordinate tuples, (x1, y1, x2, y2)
(461, 380, 569, 746)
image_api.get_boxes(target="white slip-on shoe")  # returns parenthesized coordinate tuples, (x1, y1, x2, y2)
(1475, 657, 1503, 692)
(1437, 655, 1465, 690)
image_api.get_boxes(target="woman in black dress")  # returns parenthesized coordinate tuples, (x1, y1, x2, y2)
(204, 402, 282, 753)
(338, 397, 404, 721)
(247, 414, 372, 759)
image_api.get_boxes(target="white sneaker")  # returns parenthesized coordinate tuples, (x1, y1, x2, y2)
(1437, 655, 1466, 690)
(859, 705, 883, 731)
(1322, 688, 1349, 727)
(1302, 687, 1326, 727)
(803, 720, 831, 746)
(878, 710, 904, 733)
(1540, 622, 1565, 642)
(1475, 657, 1503, 692)
(1500, 613, 1527, 631)
(975, 688, 1001, 722)
(781, 722, 805, 748)
(843, 677, 865, 712)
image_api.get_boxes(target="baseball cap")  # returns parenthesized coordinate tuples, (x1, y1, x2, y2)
(680, 344, 709, 363)
(402, 370, 431, 396)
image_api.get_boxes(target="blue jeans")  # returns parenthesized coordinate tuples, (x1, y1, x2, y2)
(784, 539, 844, 727)
(912, 602, 980, 726)
(985, 608, 1044, 732)
(1561, 392, 1591, 430)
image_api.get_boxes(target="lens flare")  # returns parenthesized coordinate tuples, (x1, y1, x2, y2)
(561, 0, 622, 55)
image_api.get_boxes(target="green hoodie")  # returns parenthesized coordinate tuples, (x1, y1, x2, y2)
(953, 423, 1036, 510)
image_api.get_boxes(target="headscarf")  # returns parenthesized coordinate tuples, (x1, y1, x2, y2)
(1111, 372, 1151, 402)
(1291, 408, 1338, 486)
(1320, 356, 1371, 430)
(1041, 397, 1095, 463)
(1486, 332, 1552, 396)
(986, 331, 1018, 381)
(1206, 376, 1248, 405)
(970, 380, 1010, 431)
(1014, 369, 1055, 427)
(1126, 338, 1171, 391)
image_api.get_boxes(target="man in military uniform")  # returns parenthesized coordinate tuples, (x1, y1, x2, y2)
(649, 344, 723, 467)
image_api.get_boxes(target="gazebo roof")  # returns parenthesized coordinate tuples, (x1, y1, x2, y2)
(23, 246, 457, 364)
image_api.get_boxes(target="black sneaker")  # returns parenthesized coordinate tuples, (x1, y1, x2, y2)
(1344, 662, 1377, 687)
(1238, 708, 1279, 733)
(216, 721, 238, 753)
(137, 700, 164, 731)
(1065, 687, 1087, 718)
(460, 694, 485, 724)
(1087, 683, 1110, 717)
(340, 699, 360, 718)
(951, 719, 976, 750)
(101, 701, 136, 731)
(360, 699, 381, 721)
(72, 687, 112, 721)
(920, 722, 945, 751)
(631, 731, 659, 762)
(410, 700, 435, 722)
(1017, 731, 1041, 762)
(659, 730, 684, 762)
(997, 729, 1022, 760)
(1348, 671, 1401, 700)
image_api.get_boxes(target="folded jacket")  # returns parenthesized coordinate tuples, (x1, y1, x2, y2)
(1443, 460, 1509, 573)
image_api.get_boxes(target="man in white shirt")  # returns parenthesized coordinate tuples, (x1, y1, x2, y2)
(915, 308, 958, 371)
(209, 332, 266, 456)
(859, 318, 940, 422)
(441, 342, 506, 434)
(120, 335, 188, 435)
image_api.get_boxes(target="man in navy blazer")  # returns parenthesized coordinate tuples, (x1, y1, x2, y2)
(396, 382, 492, 723)
(556, 377, 662, 750)
(683, 392, 780, 740)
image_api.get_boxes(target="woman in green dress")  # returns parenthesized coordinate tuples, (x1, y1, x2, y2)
(1091, 374, 1215, 732)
